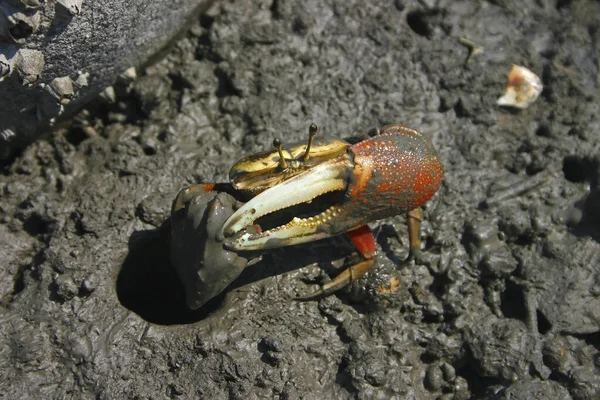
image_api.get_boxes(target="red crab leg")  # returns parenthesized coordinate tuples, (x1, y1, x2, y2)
(304, 208, 423, 298)
(346, 224, 377, 260)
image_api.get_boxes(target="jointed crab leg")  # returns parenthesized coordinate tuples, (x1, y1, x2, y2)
(301, 208, 424, 298)
(300, 259, 375, 299)
(300, 224, 376, 298)
(407, 208, 423, 257)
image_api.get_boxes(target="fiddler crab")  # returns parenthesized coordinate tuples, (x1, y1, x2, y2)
(171, 124, 443, 309)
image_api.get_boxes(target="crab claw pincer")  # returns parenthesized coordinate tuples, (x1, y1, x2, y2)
(221, 125, 443, 251)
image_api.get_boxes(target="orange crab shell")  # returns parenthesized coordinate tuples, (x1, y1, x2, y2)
(339, 125, 443, 229)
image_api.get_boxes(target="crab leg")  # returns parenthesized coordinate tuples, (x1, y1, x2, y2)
(407, 208, 422, 257)
(300, 224, 377, 298)
(303, 208, 421, 297)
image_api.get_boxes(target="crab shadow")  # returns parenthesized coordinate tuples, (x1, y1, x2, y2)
(116, 219, 212, 325)
(116, 218, 356, 325)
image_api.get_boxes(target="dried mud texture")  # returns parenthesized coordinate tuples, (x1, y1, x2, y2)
(1, 0, 600, 398)
(0, 0, 214, 161)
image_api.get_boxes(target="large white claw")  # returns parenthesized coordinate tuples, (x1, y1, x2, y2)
(222, 155, 352, 249)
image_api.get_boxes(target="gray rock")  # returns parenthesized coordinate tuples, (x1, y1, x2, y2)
(0, 0, 215, 161)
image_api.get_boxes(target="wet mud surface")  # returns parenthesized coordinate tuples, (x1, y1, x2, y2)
(1, 0, 600, 398)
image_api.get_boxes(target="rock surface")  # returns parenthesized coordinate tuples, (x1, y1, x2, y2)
(1, 0, 600, 398)
(0, 0, 214, 161)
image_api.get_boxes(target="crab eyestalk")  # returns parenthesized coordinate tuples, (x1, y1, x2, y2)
(222, 125, 443, 252)
(301, 123, 319, 161)
(228, 124, 350, 197)
(272, 138, 288, 169)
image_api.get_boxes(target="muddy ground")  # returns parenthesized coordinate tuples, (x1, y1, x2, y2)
(1, 0, 599, 398)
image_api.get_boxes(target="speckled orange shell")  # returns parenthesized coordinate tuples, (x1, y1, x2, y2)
(328, 125, 443, 233)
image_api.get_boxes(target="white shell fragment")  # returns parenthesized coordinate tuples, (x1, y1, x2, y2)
(497, 65, 543, 109)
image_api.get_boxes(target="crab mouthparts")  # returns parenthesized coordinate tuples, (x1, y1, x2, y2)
(222, 156, 352, 251)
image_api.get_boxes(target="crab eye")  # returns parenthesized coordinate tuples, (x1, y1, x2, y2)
(301, 123, 319, 161)
(272, 138, 288, 169)
(229, 124, 350, 197)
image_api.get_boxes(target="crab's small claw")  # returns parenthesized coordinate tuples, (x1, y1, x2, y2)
(222, 125, 443, 252)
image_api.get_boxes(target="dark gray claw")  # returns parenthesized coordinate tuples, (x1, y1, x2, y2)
(171, 187, 249, 310)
